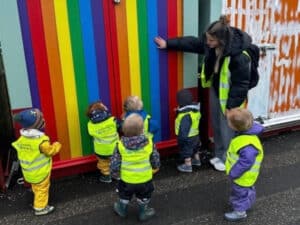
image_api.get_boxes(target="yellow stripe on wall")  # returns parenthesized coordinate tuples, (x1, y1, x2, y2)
(53, 0, 82, 158)
(126, 0, 141, 96)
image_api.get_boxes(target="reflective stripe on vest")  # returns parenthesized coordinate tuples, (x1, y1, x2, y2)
(88, 117, 119, 156)
(12, 135, 51, 183)
(118, 139, 153, 184)
(175, 111, 201, 137)
(225, 135, 264, 187)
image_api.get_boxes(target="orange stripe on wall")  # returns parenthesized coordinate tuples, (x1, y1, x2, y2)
(177, 0, 183, 90)
(114, 4, 131, 104)
(40, 0, 71, 160)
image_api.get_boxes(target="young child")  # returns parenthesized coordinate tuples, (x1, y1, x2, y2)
(224, 108, 264, 221)
(11, 108, 61, 216)
(175, 89, 201, 172)
(122, 96, 159, 141)
(86, 101, 119, 183)
(111, 113, 160, 221)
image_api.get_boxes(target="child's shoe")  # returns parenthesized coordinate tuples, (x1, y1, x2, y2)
(138, 202, 155, 221)
(177, 164, 192, 173)
(224, 211, 247, 221)
(99, 174, 112, 183)
(191, 159, 201, 167)
(114, 199, 128, 218)
(209, 157, 225, 171)
(34, 205, 55, 216)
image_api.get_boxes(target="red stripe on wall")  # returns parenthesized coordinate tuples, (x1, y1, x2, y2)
(167, 0, 178, 138)
(26, 0, 59, 159)
(102, 0, 122, 116)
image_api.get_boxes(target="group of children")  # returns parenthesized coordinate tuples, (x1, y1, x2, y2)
(11, 89, 264, 222)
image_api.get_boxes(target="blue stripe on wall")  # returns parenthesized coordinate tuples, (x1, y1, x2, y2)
(147, 0, 162, 141)
(78, 0, 100, 103)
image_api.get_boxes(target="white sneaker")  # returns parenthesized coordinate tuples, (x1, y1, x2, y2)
(209, 157, 225, 171)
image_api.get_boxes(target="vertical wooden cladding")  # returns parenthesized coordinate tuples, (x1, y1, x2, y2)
(224, 0, 300, 116)
(11, 0, 184, 162)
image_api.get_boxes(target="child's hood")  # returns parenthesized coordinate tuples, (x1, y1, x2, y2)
(125, 110, 147, 120)
(242, 122, 264, 135)
(20, 128, 45, 138)
(121, 134, 148, 150)
(177, 103, 200, 113)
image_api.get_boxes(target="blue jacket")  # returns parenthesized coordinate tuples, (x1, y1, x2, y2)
(229, 122, 264, 180)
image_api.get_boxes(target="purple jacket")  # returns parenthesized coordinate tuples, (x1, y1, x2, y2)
(229, 122, 264, 180)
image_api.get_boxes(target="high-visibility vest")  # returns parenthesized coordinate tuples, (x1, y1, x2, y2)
(118, 139, 153, 184)
(12, 135, 51, 183)
(175, 111, 201, 137)
(88, 117, 119, 156)
(144, 115, 153, 139)
(200, 52, 248, 113)
(225, 134, 264, 187)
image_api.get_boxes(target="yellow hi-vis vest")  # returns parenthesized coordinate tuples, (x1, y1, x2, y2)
(225, 134, 264, 187)
(175, 111, 201, 137)
(118, 139, 153, 184)
(12, 135, 51, 184)
(144, 115, 153, 139)
(200, 51, 249, 113)
(88, 117, 119, 156)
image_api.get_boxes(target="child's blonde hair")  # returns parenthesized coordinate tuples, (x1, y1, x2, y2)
(227, 108, 253, 131)
(122, 113, 144, 137)
(123, 96, 143, 111)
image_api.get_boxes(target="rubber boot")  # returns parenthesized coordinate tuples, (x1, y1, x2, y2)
(138, 201, 155, 221)
(113, 199, 128, 218)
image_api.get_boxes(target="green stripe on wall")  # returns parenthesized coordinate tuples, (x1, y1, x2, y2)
(137, 0, 151, 112)
(67, 0, 92, 155)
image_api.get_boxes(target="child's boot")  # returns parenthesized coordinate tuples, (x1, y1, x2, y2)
(99, 174, 112, 183)
(113, 199, 128, 218)
(224, 210, 247, 221)
(137, 199, 155, 221)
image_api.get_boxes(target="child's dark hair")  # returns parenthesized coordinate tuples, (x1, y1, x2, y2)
(176, 89, 193, 107)
(206, 15, 232, 47)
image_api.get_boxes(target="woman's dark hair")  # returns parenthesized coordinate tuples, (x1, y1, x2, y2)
(206, 15, 232, 47)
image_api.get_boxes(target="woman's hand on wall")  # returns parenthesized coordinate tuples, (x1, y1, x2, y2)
(154, 36, 167, 49)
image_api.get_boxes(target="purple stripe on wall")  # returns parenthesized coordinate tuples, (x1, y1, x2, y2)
(157, 0, 170, 140)
(90, 0, 111, 109)
(17, 0, 40, 108)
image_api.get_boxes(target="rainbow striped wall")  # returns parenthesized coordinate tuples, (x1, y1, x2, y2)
(1, 0, 199, 162)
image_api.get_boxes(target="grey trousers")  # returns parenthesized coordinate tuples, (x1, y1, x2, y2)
(209, 88, 235, 162)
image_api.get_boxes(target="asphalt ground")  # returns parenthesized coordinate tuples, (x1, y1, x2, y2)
(1, 130, 300, 225)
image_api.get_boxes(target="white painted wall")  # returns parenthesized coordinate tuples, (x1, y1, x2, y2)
(222, 0, 300, 121)
(183, 0, 199, 88)
(0, 0, 32, 109)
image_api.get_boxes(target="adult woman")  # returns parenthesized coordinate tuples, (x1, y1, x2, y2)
(154, 15, 253, 171)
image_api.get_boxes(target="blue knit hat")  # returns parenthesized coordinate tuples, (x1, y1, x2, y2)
(14, 108, 45, 130)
